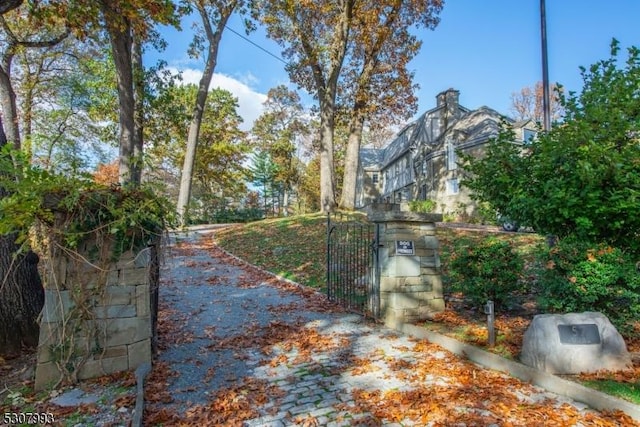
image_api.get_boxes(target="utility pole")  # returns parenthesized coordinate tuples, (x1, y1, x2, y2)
(540, 0, 551, 131)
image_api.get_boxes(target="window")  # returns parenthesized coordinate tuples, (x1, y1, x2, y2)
(430, 117, 439, 140)
(372, 173, 379, 184)
(446, 178, 459, 195)
(446, 143, 457, 171)
(524, 129, 537, 144)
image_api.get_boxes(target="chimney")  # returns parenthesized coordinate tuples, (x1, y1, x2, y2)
(445, 88, 460, 118)
(436, 88, 460, 134)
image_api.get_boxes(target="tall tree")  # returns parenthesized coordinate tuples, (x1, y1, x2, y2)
(64, 0, 177, 185)
(338, 0, 443, 210)
(510, 81, 564, 124)
(11, 30, 115, 171)
(176, 0, 247, 224)
(0, 0, 68, 356)
(28, 47, 118, 172)
(252, 85, 307, 215)
(191, 88, 248, 210)
(255, 0, 355, 213)
(250, 150, 279, 214)
(147, 84, 249, 217)
(0, 2, 69, 149)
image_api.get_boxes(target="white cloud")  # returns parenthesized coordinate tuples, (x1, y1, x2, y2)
(170, 67, 267, 131)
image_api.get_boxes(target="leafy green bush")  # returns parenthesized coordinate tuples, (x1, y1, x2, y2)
(212, 208, 264, 223)
(0, 146, 175, 257)
(463, 41, 640, 254)
(408, 199, 436, 213)
(447, 236, 524, 309)
(535, 236, 640, 334)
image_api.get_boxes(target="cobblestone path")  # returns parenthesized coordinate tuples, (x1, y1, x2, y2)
(143, 230, 635, 426)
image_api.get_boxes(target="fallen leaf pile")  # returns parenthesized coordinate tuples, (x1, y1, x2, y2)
(141, 233, 639, 426)
(180, 377, 285, 426)
(343, 338, 637, 426)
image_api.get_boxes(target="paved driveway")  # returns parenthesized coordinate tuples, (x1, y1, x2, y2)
(143, 230, 634, 426)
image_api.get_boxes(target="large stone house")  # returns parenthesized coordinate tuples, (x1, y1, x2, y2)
(356, 88, 536, 220)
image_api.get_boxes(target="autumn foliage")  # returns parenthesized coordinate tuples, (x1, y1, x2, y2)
(93, 161, 119, 185)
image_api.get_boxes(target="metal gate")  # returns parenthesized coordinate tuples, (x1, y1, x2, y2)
(326, 214, 380, 319)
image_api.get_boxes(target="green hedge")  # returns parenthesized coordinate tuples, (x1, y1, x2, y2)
(535, 236, 640, 334)
(446, 236, 525, 310)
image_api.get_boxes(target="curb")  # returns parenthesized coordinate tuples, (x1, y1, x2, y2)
(399, 323, 640, 422)
(132, 362, 151, 427)
(203, 232, 328, 299)
(191, 230, 640, 422)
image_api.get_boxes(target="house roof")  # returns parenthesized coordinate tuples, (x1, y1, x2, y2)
(357, 88, 532, 172)
(512, 118, 537, 129)
(443, 106, 507, 147)
(379, 122, 416, 167)
(359, 95, 472, 171)
(360, 147, 384, 169)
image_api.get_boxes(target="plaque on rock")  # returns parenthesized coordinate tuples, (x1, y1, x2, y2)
(395, 240, 415, 255)
(558, 324, 601, 345)
(521, 312, 631, 374)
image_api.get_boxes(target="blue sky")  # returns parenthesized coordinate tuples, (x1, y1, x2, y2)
(151, 1, 640, 130)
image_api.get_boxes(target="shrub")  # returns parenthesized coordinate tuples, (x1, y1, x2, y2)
(462, 41, 640, 254)
(408, 199, 436, 213)
(535, 236, 640, 334)
(447, 236, 525, 309)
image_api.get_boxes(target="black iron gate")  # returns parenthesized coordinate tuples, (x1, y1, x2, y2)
(326, 214, 380, 319)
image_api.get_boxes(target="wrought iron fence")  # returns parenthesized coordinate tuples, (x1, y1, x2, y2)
(326, 213, 380, 319)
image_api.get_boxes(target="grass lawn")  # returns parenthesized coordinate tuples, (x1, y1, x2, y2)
(214, 213, 332, 290)
(213, 213, 640, 405)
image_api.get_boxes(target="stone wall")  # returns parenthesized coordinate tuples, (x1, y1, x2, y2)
(35, 243, 156, 390)
(368, 211, 444, 329)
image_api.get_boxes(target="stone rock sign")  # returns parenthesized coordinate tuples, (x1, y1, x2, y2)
(520, 312, 632, 374)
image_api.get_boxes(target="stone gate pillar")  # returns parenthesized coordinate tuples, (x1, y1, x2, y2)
(34, 244, 156, 390)
(368, 211, 444, 329)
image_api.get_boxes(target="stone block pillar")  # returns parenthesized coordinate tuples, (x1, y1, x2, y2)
(35, 245, 156, 390)
(368, 211, 444, 329)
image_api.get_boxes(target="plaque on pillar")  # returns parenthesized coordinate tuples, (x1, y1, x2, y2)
(395, 240, 415, 255)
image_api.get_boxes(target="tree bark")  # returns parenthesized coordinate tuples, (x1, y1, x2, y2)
(105, 16, 136, 187)
(339, 110, 365, 210)
(0, 48, 20, 148)
(0, 0, 22, 15)
(177, 2, 235, 224)
(318, 99, 337, 213)
(132, 34, 144, 185)
(0, 234, 43, 356)
(0, 116, 43, 357)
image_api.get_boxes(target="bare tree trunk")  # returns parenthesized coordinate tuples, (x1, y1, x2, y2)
(318, 105, 337, 213)
(0, 51, 20, 148)
(0, 234, 43, 356)
(283, 187, 289, 217)
(106, 19, 136, 187)
(177, 2, 235, 224)
(339, 111, 365, 210)
(132, 35, 144, 185)
(0, 116, 43, 357)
